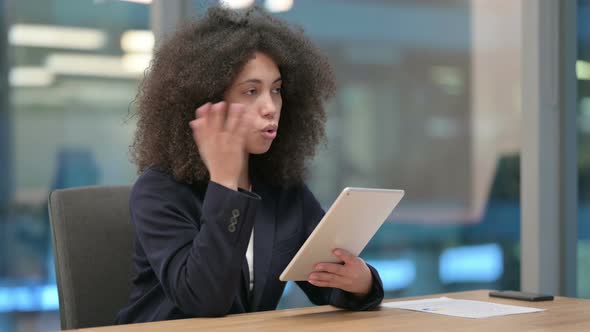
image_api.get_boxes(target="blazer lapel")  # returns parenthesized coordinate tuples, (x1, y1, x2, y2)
(250, 178, 276, 311)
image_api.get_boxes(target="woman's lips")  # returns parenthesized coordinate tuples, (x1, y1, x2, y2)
(261, 129, 277, 140)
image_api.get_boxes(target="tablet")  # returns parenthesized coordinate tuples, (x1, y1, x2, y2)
(279, 187, 404, 281)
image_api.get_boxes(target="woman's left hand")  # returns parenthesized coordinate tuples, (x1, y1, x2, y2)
(308, 248, 373, 297)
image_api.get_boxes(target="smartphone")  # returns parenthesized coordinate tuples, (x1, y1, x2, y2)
(489, 290, 554, 301)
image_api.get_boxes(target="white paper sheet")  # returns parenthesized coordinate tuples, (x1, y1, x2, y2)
(382, 297, 545, 319)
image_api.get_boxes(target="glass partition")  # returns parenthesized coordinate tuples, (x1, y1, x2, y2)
(0, 0, 149, 330)
(577, 0, 590, 299)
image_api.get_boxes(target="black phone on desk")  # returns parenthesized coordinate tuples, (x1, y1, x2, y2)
(489, 290, 554, 301)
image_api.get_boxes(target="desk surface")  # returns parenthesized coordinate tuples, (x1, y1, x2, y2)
(74, 290, 590, 332)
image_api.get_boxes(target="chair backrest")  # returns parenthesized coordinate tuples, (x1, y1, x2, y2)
(48, 185, 134, 330)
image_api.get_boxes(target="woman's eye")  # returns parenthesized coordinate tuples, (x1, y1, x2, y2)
(272, 87, 282, 94)
(245, 88, 257, 95)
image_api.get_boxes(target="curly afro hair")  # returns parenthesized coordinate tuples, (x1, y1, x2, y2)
(130, 5, 335, 186)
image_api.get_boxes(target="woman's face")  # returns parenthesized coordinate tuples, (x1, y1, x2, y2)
(224, 52, 282, 155)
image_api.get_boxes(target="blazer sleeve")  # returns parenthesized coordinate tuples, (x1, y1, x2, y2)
(295, 185, 384, 311)
(130, 171, 260, 317)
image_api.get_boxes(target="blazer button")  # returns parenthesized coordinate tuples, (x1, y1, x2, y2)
(228, 209, 240, 232)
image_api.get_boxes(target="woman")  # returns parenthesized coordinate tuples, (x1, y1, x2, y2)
(116, 6, 384, 324)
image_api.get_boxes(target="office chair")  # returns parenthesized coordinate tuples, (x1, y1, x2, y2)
(48, 185, 134, 329)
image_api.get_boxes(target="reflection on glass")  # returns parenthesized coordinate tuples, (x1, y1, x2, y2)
(1, 0, 149, 331)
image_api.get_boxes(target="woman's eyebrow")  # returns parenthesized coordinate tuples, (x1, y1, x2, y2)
(237, 77, 282, 85)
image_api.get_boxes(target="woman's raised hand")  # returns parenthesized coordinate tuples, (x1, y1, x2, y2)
(189, 101, 251, 190)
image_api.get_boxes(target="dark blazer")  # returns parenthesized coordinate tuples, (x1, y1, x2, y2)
(116, 168, 384, 324)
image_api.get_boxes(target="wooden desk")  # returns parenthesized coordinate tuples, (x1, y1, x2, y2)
(73, 290, 590, 332)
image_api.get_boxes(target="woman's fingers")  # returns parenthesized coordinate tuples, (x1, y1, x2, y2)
(308, 272, 349, 288)
(195, 102, 211, 119)
(224, 103, 245, 132)
(190, 102, 211, 130)
(196, 101, 247, 134)
(307, 279, 333, 288)
(332, 248, 356, 265)
(314, 262, 347, 276)
(209, 101, 227, 130)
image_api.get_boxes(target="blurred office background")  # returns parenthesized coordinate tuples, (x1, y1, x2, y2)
(0, 0, 587, 331)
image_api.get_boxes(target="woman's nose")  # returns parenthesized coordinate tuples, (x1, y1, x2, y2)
(260, 95, 278, 119)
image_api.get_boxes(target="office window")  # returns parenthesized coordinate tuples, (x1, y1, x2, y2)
(577, 0, 590, 299)
(0, 0, 149, 331)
